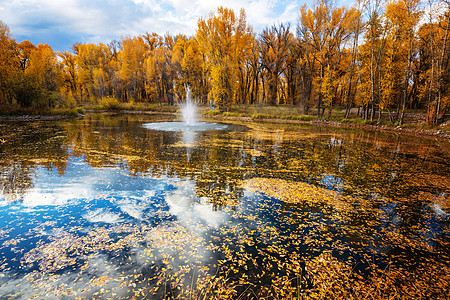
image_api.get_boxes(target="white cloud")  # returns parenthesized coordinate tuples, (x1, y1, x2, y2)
(0, 0, 306, 50)
(1, 0, 103, 34)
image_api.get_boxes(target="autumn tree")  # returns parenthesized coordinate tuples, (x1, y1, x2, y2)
(259, 24, 292, 106)
(298, 1, 359, 117)
(415, 0, 442, 122)
(24, 43, 60, 108)
(58, 50, 78, 105)
(26, 44, 57, 90)
(283, 37, 302, 107)
(298, 2, 330, 116)
(248, 43, 262, 105)
(297, 10, 317, 113)
(119, 36, 147, 102)
(359, 0, 387, 120)
(73, 43, 116, 102)
(172, 35, 209, 104)
(145, 34, 176, 105)
(432, 0, 450, 123)
(0, 20, 18, 106)
(344, 0, 364, 118)
(233, 21, 256, 105)
(196, 7, 253, 111)
(385, 0, 422, 124)
(17, 40, 36, 71)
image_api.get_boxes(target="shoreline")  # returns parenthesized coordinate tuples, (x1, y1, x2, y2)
(0, 113, 85, 122)
(204, 113, 450, 140)
(1, 110, 449, 140)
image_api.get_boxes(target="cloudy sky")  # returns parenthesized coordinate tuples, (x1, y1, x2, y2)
(0, 0, 322, 51)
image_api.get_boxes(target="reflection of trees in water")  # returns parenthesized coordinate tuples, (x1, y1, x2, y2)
(0, 163, 34, 202)
(65, 115, 248, 210)
(0, 123, 70, 202)
(0, 115, 448, 267)
(1, 114, 449, 215)
(0, 115, 448, 298)
(65, 116, 449, 206)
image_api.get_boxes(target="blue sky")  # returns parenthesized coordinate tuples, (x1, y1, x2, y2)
(0, 0, 319, 51)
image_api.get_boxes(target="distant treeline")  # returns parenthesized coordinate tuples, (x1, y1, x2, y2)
(0, 0, 449, 124)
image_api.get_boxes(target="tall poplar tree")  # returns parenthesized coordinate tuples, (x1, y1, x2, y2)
(196, 7, 253, 111)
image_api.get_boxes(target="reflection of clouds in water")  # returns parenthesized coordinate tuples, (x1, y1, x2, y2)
(192, 203, 226, 228)
(2, 159, 167, 223)
(7, 163, 106, 207)
(0, 221, 210, 298)
(0, 253, 129, 299)
(432, 203, 448, 217)
(118, 201, 143, 219)
(83, 208, 123, 223)
(0, 162, 228, 297)
(21, 185, 93, 207)
(114, 190, 156, 220)
(165, 181, 228, 228)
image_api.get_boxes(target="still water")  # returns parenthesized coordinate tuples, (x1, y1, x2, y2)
(0, 114, 449, 299)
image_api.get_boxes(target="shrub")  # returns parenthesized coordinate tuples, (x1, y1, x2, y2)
(63, 95, 77, 109)
(98, 97, 122, 110)
(223, 112, 242, 117)
(204, 110, 221, 116)
(251, 113, 270, 119)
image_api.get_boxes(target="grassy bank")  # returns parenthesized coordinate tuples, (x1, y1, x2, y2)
(207, 105, 450, 131)
(2, 102, 449, 135)
(0, 106, 84, 116)
(85, 97, 178, 113)
(0, 107, 85, 120)
(201, 105, 450, 137)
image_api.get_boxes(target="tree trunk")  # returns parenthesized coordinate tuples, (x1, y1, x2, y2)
(400, 29, 414, 125)
(269, 72, 278, 106)
(436, 12, 450, 124)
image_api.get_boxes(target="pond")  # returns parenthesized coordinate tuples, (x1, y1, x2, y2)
(0, 113, 449, 299)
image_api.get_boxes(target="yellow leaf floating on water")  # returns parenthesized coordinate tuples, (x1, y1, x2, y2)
(243, 177, 339, 205)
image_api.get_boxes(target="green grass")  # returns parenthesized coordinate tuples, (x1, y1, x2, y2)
(283, 115, 316, 121)
(204, 109, 222, 116)
(204, 106, 317, 122)
(250, 113, 268, 119)
(222, 112, 243, 117)
(47, 108, 85, 116)
(331, 117, 387, 126)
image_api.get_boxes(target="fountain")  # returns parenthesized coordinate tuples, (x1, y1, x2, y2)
(181, 88, 196, 126)
(143, 88, 228, 132)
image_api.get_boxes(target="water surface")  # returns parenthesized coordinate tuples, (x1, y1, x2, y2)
(0, 114, 449, 299)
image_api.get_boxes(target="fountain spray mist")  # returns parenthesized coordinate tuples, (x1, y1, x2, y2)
(143, 86, 228, 132)
(181, 87, 197, 126)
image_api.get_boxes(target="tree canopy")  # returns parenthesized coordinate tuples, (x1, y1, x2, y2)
(0, 1, 449, 123)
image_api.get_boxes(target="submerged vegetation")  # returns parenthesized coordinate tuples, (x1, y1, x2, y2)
(1, 0, 450, 124)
